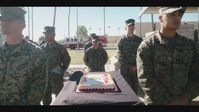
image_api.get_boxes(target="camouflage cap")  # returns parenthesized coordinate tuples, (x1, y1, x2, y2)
(0, 7, 26, 20)
(125, 19, 135, 26)
(43, 26, 55, 33)
(158, 7, 186, 15)
(90, 33, 97, 37)
(92, 35, 99, 42)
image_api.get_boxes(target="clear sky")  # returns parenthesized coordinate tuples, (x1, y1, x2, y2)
(23, 7, 199, 42)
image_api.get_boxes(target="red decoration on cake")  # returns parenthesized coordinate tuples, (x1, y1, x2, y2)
(77, 73, 116, 92)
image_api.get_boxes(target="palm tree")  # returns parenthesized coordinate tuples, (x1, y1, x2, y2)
(76, 7, 79, 50)
(28, 7, 30, 37)
(68, 7, 71, 39)
(103, 7, 105, 35)
(31, 7, 34, 40)
(53, 7, 57, 27)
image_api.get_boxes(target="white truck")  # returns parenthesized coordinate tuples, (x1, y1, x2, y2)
(59, 37, 86, 50)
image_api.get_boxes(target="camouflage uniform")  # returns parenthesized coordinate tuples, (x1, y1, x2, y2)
(117, 34, 143, 95)
(41, 41, 71, 105)
(0, 7, 48, 105)
(0, 39, 48, 105)
(83, 46, 108, 72)
(136, 31, 199, 105)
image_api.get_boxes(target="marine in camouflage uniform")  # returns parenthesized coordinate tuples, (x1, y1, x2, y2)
(136, 7, 199, 105)
(41, 26, 71, 105)
(0, 7, 48, 105)
(117, 19, 143, 95)
(84, 33, 103, 52)
(83, 35, 108, 72)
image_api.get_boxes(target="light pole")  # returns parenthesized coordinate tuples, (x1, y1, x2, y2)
(108, 26, 110, 36)
(89, 28, 91, 34)
(118, 27, 120, 35)
(98, 28, 101, 35)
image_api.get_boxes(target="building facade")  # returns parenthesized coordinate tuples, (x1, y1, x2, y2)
(135, 21, 198, 39)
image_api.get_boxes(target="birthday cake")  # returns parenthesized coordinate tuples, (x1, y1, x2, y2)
(77, 73, 115, 92)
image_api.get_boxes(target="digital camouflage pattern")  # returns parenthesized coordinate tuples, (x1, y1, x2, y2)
(41, 41, 71, 104)
(0, 39, 48, 105)
(84, 41, 103, 52)
(136, 31, 199, 105)
(41, 41, 71, 72)
(117, 35, 143, 94)
(83, 46, 108, 72)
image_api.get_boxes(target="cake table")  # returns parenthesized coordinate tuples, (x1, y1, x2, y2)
(51, 71, 144, 105)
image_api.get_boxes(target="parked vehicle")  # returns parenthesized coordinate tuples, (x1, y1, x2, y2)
(60, 37, 85, 49)
(87, 35, 108, 47)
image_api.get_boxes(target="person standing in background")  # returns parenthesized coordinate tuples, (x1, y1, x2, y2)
(117, 18, 143, 95)
(84, 33, 103, 52)
(83, 35, 108, 72)
(41, 26, 71, 105)
(0, 7, 48, 105)
(24, 35, 38, 45)
(136, 7, 199, 105)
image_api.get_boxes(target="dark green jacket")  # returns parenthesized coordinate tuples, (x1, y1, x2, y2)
(83, 46, 108, 72)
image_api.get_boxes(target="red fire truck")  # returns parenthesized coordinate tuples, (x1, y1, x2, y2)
(59, 35, 108, 49)
(87, 35, 108, 47)
(61, 37, 85, 49)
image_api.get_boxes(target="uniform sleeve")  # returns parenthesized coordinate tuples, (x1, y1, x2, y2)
(103, 49, 108, 65)
(182, 43, 199, 100)
(136, 42, 173, 104)
(117, 39, 131, 69)
(26, 49, 48, 105)
(61, 46, 71, 70)
(84, 43, 88, 52)
(84, 42, 90, 52)
(83, 50, 92, 68)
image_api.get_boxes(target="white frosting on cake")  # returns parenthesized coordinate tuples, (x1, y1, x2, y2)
(78, 73, 115, 92)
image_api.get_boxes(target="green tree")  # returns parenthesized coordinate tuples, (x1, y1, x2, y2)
(76, 25, 88, 39)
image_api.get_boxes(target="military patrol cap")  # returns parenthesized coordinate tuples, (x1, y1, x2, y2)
(0, 7, 26, 20)
(43, 26, 55, 33)
(125, 19, 135, 26)
(158, 7, 186, 15)
(90, 33, 97, 37)
(92, 35, 99, 42)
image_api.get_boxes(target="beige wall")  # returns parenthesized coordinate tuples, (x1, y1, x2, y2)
(106, 36, 121, 43)
(135, 21, 198, 37)
(106, 21, 198, 43)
